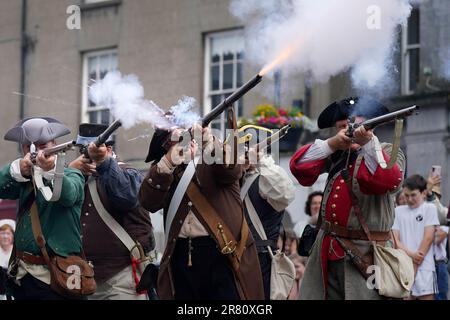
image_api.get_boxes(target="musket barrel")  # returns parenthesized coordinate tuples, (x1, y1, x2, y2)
(42, 141, 76, 157)
(362, 105, 419, 130)
(202, 74, 262, 127)
(95, 119, 122, 146)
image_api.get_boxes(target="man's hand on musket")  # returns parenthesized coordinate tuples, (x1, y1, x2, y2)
(352, 125, 373, 146)
(165, 128, 198, 166)
(327, 129, 353, 152)
(69, 155, 96, 176)
(192, 123, 214, 148)
(88, 142, 108, 165)
(19, 153, 33, 177)
(35, 150, 56, 172)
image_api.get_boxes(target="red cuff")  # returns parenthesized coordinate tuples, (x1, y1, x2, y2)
(357, 150, 402, 194)
(290, 144, 327, 186)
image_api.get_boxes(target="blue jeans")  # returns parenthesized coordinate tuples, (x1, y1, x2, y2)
(435, 260, 449, 300)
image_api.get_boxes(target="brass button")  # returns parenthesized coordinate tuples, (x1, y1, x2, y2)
(331, 204, 336, 209)
(332, 213, 336, 218)
(333, 194, 338, 199)
(340, 179, 344, 183)
(334, 221, 338, 225)
(148, 178, 153, 183)
(336, 186, 341, 191)
(349, 165, 352, 168)
(156, 184, 161, 189)
(188, 201, 193, 207)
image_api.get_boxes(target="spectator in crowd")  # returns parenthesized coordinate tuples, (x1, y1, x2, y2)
(425, 171, 449, 300)
(304, 191, 323, 226)
(281, 230, 298, 256)
(295, 191, 324, 258)
(392, 174, 440, 300)
(287, 253, 306, 300)
(396, 188, 407, 206)
(0, 220, 15, 300)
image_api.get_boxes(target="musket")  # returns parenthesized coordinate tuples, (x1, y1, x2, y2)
(347, 105, 420, 170)
(346, 105, 419, 137)
(29, 140, 76, 202)
(253, 124, 291, 151)
(78, 119, 122, 159)
(31, 140, 76, 164)
(163, 74, 263, 150)
(202, 74, 263, 127)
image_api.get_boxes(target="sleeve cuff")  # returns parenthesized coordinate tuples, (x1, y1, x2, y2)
(321, 139, 334, 157)
(10, 159, 30, 182)
(96, 157, 113, 174)
(157, 155, 176, 174)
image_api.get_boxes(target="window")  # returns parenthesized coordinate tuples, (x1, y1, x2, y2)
(81, 49, 117, 124)
(204, 30, 244, 135)
(401, 8, 420, 95)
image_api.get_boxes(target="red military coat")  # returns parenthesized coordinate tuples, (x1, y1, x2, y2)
(290, 142, 403, 297)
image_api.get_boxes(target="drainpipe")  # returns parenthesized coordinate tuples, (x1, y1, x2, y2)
(19, 0, 28, 121)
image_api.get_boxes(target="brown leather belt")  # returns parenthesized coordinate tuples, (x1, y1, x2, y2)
(16, 251, 47, 265)
(321, 221, 391, 241)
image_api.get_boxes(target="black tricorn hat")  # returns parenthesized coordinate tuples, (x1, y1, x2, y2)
(4, 117, 70, 145)
(317, 97, 389, 129)
(75, 123, 115, 146)
(145, 129, 171, 163)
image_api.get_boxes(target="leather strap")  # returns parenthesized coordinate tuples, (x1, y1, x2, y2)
(29, 201, 52, 266)
(186, 182, 250, 299)
(87, 177, 141, 261)
(341, 168, 373, 241)
(165, 156, 200, 244)
(333, 236, 373, 280)
(16, 251, 46, 265)
(321, 221, 390, 241)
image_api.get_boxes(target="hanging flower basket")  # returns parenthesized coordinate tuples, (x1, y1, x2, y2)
(238, 104, 312, 152)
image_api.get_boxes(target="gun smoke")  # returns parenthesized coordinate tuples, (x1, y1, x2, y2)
(89, 71, 200, 130)
(230, 0, 416, 96)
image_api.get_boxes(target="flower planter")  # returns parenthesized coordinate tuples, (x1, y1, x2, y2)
(278, 127, 303, 152)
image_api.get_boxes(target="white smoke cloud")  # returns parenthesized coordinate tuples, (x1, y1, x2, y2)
(230, 0, 414, 93)
(89, 71, 200, 130)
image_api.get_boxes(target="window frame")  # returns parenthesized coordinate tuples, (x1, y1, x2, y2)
(81, 48, 118, 124)
(203, 29, 244, 134)
(401, 8, 420, 95)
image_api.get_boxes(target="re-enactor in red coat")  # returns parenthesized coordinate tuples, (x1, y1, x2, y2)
(290, 97, 405, 300)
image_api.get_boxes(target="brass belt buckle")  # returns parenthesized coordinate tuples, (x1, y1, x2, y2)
(217, 223, 236, 255)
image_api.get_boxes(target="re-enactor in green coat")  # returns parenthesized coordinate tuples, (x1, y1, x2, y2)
(0, 117, 84, 300)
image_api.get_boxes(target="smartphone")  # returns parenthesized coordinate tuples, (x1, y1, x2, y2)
(432, 165, 442, 178)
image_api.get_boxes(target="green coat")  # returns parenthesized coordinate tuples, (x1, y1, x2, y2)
(0, 164, 85, 257)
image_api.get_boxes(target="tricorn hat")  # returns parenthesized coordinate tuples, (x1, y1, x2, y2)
(317, 97, 389, 129)
(4, 117, 70, 145)
(75, 123, 115, 146)
(145, 129, 171, 163)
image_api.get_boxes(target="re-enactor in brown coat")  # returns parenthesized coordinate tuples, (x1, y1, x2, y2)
(139, 125, 264, 300)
